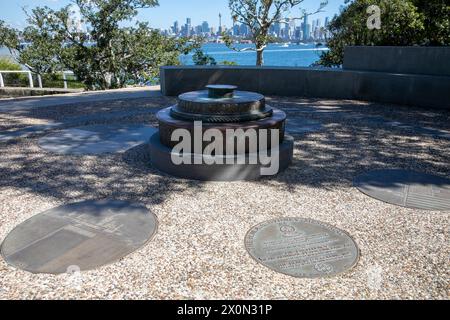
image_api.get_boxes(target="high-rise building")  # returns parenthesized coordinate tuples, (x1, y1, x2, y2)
(202, 21, 210, 33)
(273, 22, 281, 38)
(313, 18, 321, 40)
(173, 21, 179, 34)
(302, 16, 309, 41)
(324, 17, 331, 39)
(233, 24, 240, 36)
(289, 18, 296, 33)
(295, 27, 302, 40)
(284, 18, 293, 40)
(218, 13, 223, 35)
(185, 18, 192, 37)
(239, 24, 249, 37)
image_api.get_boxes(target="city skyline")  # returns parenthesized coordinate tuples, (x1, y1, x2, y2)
(164, 14, 332, 42)
(2, 0, 346, 30)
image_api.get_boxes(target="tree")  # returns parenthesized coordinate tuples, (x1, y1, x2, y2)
(317, 0, 449, 67)
(193, 49, 217, 66)
(226, 0, 328, 66)
(0, 0, 196, 90)
(192, 50, 238, 66)
(411, 0, 450, 46)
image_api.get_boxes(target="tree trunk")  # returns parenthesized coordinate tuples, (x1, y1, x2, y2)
(256, 47, 264, 66)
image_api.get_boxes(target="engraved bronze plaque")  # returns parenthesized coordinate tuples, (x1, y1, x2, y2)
(245, 218, 359, 278)
(1, 200, 158, 274)
(354, 169, 450, 211)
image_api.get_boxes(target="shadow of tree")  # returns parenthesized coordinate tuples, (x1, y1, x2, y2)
(0, 135, 205, 206)
(0, 97, 201, 208)
(0, 96, 449, 207)
(261, 97, 450, 192)
(4, 97, 175, 124)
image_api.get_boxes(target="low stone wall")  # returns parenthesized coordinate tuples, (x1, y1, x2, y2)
(343, 46, 450, 76)
(160, 65, 450, 109)
(0, 87, 83, 98)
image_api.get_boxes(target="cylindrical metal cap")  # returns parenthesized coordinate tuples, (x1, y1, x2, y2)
(207, 84, 237, 98)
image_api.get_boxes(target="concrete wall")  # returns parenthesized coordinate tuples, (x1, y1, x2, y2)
(343, 46, 450, 76)
(160, 65, 450, 109)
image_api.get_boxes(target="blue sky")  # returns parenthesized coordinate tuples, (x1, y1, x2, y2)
(2, 0, 347, 29)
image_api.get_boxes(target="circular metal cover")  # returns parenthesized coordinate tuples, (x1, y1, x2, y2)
(206, 85, 237, 98)
(1, 200, 158, 274)
(206, 84, 237, 90)
(245, 218, 359, 278)
(354, 169, 450, 211)
(39, 124, 156, 155)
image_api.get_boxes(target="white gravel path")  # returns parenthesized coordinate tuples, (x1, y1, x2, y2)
(0, 95, 448, 300)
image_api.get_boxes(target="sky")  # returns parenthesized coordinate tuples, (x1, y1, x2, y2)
(2, 0, 347, 30)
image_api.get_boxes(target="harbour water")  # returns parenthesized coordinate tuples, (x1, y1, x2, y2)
(1, 43, 327, 68)
(181, 43, 328, 67)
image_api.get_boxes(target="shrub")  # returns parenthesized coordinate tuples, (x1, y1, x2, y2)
(0, 57, 29, 87)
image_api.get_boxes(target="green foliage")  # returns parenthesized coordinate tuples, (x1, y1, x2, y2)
(0, 0, 195, 90)
(411, 0, 450, 46)
(0, 57, 28, 87)
(0, 57, 21, 71)
(193, 49, 217, 66)
(0, 21, 20, 52)
(220, 60, 238, 66)
(318, 0, 449, 67)
(40, 74, 85, 89)
(192, 48, 238, 66)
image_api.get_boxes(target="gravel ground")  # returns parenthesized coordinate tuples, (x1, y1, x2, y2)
(0, 94, 449, 300)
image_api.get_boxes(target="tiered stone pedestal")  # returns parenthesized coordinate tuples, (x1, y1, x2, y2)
(149, 85, 294, 181)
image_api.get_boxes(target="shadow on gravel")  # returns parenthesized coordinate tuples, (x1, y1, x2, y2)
(0, 97, 175, 128)
(0, 97, 449, 203)
(259, 97, 450, 192)
(0, 141, 206, 205)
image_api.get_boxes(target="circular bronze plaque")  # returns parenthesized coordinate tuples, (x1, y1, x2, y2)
(354, 169, 450, 211)
(245, 218, 359, 278)
(1, 200, 158, 274)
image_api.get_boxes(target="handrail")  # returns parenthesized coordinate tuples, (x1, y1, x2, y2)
(0, 70, 75, 89)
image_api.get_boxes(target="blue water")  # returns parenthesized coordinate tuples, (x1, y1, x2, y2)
(181, 43, 328, 67)
(1, 43, 328, 68)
